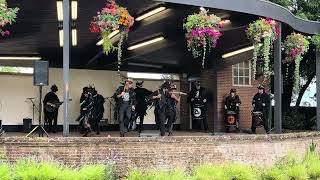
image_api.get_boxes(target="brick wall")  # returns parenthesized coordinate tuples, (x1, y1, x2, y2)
(200, 69, 217, 131)
(216, 65, 260, 131)
(181, 51, 266, 132)
(0, 133, 320, 177)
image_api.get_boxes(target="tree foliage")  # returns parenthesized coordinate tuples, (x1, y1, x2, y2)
(268, 0, 319, 116)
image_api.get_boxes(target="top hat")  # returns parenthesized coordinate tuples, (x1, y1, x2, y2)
(161, 81, 171, 89)
(170, 85, 177, 90)
(230, 88, 237, 93)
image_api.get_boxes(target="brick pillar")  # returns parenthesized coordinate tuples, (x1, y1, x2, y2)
(180, 74, 190, 130)
(200, 68, 218, 131)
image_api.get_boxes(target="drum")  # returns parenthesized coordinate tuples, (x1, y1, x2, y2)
(252, 111, 264, 127)
(192, 102, 205, 120)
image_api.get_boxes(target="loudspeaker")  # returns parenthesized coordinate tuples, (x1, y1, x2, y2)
(33, 61, 49, 86)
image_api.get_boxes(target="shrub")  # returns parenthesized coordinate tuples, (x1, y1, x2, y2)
(127, 169, 187, 180)
(0, 163, 10, 180)
(223, 163, 258, 180)
(261, 167, 289, 180)
(304, 152, 320, 179)
(77, 164, 114, 180)
(192, 164, 226, 180)
(285, 164, 309, 180)
(126, 169, 144, 180)
(12, 159, 114, 180)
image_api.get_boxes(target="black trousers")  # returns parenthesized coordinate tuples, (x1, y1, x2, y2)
(136, 113, 145, 132)
(92, 116, 102, 134)
(44, 110, 58, 132)
(192, 117, 209, 131)
(118, 102, 131, 134)
(155, 109, 166, 136)
(166, 109, 176, 133)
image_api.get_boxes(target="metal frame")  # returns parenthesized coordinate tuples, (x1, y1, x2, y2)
(317, 48, 320, 131)
(59, 0, 319, 135)
(274, 23, 282, 133)
(63, 0, 70, 136)
(160, 0, 320, 34)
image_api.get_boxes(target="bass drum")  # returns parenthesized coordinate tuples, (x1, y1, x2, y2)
(192, 103, 205, 120)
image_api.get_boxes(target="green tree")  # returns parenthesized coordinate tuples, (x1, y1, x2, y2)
(268, 0, 319, 113)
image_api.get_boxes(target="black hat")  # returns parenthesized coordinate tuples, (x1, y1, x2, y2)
(51, 84, 58, 92)
(257, 84, 265, 89)
(161, 81, 171, 89)
(230, 88, 237, 93)
(136, 80, 144, 87)
(170, 85, 177, 90)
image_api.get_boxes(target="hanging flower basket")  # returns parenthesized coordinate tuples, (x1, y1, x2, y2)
(246, 18, 279, 81)
(183, 8, 222, 68)
(90, 0, 134, 71)
(283, 32, 310, 92)
(0, 0, 19, 38)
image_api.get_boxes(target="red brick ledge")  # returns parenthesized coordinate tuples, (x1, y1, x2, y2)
(0, 132, 319, 146)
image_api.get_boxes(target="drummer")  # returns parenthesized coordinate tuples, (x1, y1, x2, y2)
(251, 85, 270, 134)
(224, 88, 241, 130)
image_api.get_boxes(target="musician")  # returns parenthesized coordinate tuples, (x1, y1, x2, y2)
(251, 85, 270, 134)
(187, 80, 209, 132)
(166, 85, 180, 136)
(134, 81, 153, 133)
(224, 88, 241, 131)
(114, 78, 136, 137)
(79, 88, 95, 137)
(151, 81, 170, 136)
(43, 84, 60, 133)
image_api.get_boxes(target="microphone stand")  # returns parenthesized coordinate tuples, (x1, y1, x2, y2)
(26, 98, 39, 126)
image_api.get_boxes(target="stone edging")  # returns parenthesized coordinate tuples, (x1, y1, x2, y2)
(0, 132, 319, 146)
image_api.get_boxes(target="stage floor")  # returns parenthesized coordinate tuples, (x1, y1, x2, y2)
(1, 130, 212, 137)
(0, 129, 270, 138)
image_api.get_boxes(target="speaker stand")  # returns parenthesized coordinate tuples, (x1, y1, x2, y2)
(26, 86, 49, 137)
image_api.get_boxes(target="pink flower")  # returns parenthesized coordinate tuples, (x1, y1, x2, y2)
(4, 30, 10, 36)
(191, 30, 198, 37)
(109, 8, 116, 15)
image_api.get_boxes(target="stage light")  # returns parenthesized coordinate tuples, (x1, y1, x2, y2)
(57, 1, 63, 21)
(72, 29, 77, 46)
(96, 30, 120, 46)
(0, 57, 41, 60)
(71, 1, 78, 20)
(135, 6, 166, 21)
(222, 44, 262, 58)
(59, 29, 63, 47)
(127, 37, 165, 50)
(128, 62, 163, 69)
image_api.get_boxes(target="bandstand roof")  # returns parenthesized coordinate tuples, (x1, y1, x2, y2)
(0, 0, 319, 74)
